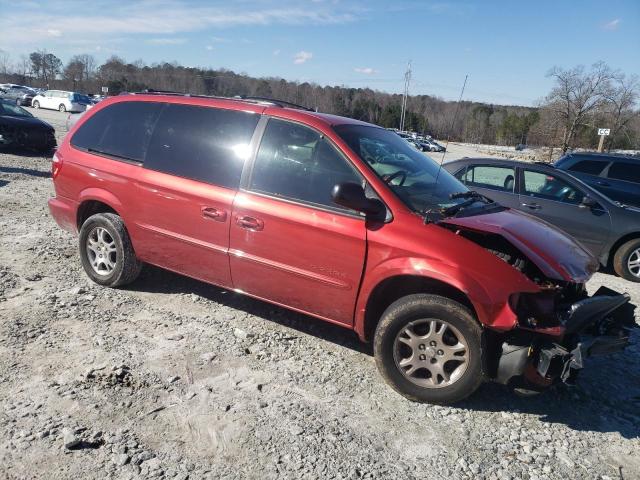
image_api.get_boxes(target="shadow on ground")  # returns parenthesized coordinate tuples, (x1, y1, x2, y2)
(0, 166, 50, 178)
(128, 265, 640, 439)
(0, 147, 54, 159)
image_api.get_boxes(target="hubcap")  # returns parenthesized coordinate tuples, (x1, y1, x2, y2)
(628, 248, 640, 278)
(86, 227, 117, 276)
(393, 319, 469, 388)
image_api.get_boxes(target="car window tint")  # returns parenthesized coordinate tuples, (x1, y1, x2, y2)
(523, 170, 584, 204)
(71, 101, 163, 162)
(145, 103, 259, 189)
(607, 162, 640, 184)
(250, 118, 361, 210)
(463, 165, 515, 192)
(568, 159, 607, 175)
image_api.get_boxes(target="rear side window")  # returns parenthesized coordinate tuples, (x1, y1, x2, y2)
(607, 162, 640, 184)
(567, 159, 607, 176)
(462, 165, 516, 192)
(250, 118, 361, 210)
(71, 101, 163, 162)
(144, 103, 259, 189)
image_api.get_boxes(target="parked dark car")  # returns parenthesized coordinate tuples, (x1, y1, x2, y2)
(47, 93, 632, 404)
(0, 100, 56, 152)
(555, 152, 640, 208)
(445, 157, 640, 282)
(1, 85, 36, 107)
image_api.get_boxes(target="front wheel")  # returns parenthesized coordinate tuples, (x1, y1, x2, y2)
(374, 294, 483, 404)
(613, 238, 640, 282)
(33, 101, 40, 109)
(59, 104, 66, 113)
(79, 213, 142, 287)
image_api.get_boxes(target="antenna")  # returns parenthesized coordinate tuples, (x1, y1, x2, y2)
(399, 61, 412, 132)
(433, 74, 468, 186)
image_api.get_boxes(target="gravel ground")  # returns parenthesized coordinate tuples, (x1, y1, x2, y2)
(1, 108, 639, 480)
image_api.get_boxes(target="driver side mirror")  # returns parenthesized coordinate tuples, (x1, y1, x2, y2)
(332, 182, 385, 217)
(579, 196, 598, 209)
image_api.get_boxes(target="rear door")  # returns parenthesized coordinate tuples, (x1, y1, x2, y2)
(518, 167, 611, 257)
(229, 117, 367, 325)
(455, 163, 520, 208)
(134, 102, 261, 288)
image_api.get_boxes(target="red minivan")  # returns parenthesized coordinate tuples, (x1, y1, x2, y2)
(48, 93, 632, 404)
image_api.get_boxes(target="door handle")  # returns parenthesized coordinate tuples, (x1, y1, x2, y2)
(201, 207, 227, 222)
(235, 215, 264, 231)
(521, 202, 541, 210)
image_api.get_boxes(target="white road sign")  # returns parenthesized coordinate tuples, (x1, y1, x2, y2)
(101, 86, 109, 94)
(598, 128, 610, 136)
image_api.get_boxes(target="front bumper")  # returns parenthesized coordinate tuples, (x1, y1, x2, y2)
(496, 287, 634, 388)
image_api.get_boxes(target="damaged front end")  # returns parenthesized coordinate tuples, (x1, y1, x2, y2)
(495, 286, 633, 392)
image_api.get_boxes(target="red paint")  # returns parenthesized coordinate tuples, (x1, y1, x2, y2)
(49, 94, 594, 343)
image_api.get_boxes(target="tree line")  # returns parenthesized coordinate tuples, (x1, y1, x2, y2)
(0, 49, 638, 151)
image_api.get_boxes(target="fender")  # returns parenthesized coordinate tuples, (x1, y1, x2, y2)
(354, 255, 539, 340)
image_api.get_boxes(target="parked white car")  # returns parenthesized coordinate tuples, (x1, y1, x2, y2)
(31, 90, 90, 113)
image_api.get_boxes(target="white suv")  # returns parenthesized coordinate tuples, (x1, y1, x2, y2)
(32, 90, 90, 113)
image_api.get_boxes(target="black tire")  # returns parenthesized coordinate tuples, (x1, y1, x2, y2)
(59, 104, 66, 113)
(79, 213, 142, 287)
(613, 238, 640, 282)
(33, 101, 40, 109)
(374, 294, 484, 404)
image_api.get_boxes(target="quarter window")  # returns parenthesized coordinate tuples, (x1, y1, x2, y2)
(71, 101, 163, 162)
(462, 165, 516, 192)
(607, 162, 640, 184)
(144, 103, 259, 189)
(250, 118, 362, 210)
(523, 170, 584, 204)
(568, 159, 607, 176)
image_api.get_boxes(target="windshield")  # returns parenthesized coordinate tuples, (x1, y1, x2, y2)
(0, 101, 33, 118)
(334, 124, 474, 213)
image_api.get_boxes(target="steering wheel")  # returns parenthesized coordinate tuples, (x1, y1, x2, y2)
(383, 170, 407, 186)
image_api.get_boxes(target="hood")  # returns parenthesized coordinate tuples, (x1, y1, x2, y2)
(0, 114, 53, 130)
(440, 208, 598, 283)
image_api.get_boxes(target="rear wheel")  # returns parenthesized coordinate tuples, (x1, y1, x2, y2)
(374, 294, 483, 404)
(58, 104, 66, 113)
(33, 101, 40, 109)
(613, 238, 640, 282)
(79, 213, 142, 287)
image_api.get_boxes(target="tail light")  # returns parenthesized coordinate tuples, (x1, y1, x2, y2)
(51, 152, 63, 179)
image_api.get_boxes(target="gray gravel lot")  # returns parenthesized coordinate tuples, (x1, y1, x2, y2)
(1, 108, 639, 480)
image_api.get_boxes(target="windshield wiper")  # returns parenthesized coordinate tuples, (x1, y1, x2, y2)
(442, 191, 495, 217)
(449, 190, 483, 200)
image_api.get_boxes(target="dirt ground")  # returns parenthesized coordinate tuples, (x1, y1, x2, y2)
(1, 108, 639, 480)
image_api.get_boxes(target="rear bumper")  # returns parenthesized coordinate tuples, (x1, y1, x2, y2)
(496, 287, 634, 388)
(48, 196, 78, 234)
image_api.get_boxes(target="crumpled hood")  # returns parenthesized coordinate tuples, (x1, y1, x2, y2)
(440, 208, 598, 283)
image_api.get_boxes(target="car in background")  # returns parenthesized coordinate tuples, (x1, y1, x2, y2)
(554, 152, 640, 208)
(0, 99, 56, 152)
(32, 90, 91, 113)
(425, 139, 446, 152)
(1, 85, 36, 106)
(445, 157, 640, 282)
(515, 144, 527, 151)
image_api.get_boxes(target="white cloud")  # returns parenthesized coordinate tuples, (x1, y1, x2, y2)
(602, 18, 620, 30)
(273, 49, 281, 56)
(293, 51, 313, 64)
(206, 45, 214, 51)
(354, 67, 377, 74)
(46, 29, 62, 37)
(146, 37, 187, 45)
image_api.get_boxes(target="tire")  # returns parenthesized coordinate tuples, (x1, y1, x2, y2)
(374, 294, 484, 404)
(59, 104, 66, 113)
(33, 101, 40, 109)
(79, 213, 142, 287)
(613, 238, 640, 282)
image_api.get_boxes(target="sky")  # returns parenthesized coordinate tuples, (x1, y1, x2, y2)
(1, 0, 638, 106)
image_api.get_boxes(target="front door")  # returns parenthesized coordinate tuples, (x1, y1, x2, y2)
(518, 168, 612, 257)
(229, 118, 367, 325)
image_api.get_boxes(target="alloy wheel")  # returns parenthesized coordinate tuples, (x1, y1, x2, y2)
(393, 318, 469, 388)
(628, 248, 640, 278)
(85, 227, 117, 276)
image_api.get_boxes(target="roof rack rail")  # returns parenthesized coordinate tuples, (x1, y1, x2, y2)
(138, 88, 189, 96)
(235, 95, 316, 112)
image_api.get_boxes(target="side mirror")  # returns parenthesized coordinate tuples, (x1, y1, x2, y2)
(332, 182, 385, 217)
(579, 196, 597, 209)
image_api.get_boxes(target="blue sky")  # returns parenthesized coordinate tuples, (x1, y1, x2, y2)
(1, 0, 638, 106)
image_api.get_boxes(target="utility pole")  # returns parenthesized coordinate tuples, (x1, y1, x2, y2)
(399, 61, 412, 132)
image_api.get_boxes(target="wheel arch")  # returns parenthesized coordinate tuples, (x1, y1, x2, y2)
(608, 231, 640, 267)
(76, 189, 125, 229)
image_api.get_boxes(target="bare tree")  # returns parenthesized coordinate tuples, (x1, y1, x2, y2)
(603, 73, 639, 151)
(0, 49, 10, 76)
(544, 61, 614, 152)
